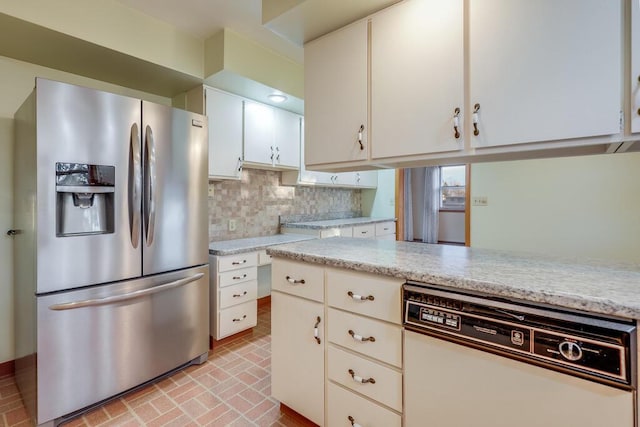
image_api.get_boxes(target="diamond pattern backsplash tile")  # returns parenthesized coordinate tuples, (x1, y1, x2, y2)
(208, 169, 362, 241)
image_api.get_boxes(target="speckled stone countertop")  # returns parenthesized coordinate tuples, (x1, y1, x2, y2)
(208, 234, 316, 256)
(267, 238, 640, 319)
(281, 217, 396, 230)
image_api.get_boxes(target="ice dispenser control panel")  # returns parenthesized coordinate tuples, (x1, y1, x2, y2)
(55, 163, 115, 237)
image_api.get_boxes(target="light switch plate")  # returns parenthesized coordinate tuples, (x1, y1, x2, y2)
(472, 196, 488, 206)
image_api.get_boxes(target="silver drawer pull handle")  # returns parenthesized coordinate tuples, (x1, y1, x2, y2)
(314, 316, 321, 344)
(348, 330, 375, 342)
(231, 260, 247, 265)
(232, 315, 247, 322)
(232, 291, 248, 298)
(348, 416, 363, 427)
(347, 291, 374, 302)
(286, 275, 306, 285)
(348, 369, 375, 384)
(232, 274, 247, 280)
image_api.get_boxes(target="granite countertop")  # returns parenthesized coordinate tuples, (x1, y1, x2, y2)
(208, 234, 317, 256)
(267, 238, 640, 319)
(281, 216, 396, 230)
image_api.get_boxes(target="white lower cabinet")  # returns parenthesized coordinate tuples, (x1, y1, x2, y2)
(327, 382, 401, 427)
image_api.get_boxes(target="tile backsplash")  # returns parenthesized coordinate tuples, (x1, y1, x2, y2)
(208, 169, 362, 241)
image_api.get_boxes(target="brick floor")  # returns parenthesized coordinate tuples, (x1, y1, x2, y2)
(0, 304, 317, 427)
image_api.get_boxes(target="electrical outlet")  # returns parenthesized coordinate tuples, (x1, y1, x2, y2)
(208, 187, 214, 197)
(472, 196, 488, 206)
(228, 219, 237, 231)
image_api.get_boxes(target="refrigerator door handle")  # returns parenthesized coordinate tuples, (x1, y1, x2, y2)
(48, 273, 204, 311)
(144, 125, 157, 246)
(129, 123, 142, 249)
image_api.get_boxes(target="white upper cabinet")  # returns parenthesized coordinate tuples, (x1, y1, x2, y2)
(469, 0, 622, 148)
(305, 20, 369, 166)
(371, 0, 464, 159)
(354, 171, 378, 188)
(243, 100, 300, 169)
(205, 88, 243, 180)
(632, 0, 640, 134)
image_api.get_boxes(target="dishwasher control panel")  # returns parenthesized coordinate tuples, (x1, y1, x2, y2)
(403, 283, 636, 389)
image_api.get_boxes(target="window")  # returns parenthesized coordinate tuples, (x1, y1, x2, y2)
(440, 165, 466, 211)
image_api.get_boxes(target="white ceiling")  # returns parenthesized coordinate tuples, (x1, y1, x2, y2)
(114, 0, 399, 64)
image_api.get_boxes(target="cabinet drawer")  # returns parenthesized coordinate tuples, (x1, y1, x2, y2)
(375, 221, 395, 236)
(328, 308, 402, 367)
(219, 266, 257, 287)
(217, 252, 258, 272)
(376, 233, 396, 241)
(219, 280, 257, 309)
(258, 250, 272, 265)
(339, 227, 353, 237)
(218, 300, 257, 338)
(352, 224, 375, 238)
(327, 382, 401, 427)
(327, 268, 402, 324)
(272, 258, 324, 302)
(328, 346, 402, 412)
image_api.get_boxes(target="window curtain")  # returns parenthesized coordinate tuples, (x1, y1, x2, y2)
(403, 167, 440, 244)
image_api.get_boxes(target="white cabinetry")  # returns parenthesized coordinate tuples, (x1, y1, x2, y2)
(271, 259, 325, 426)
(202, 87, 243, 180)
(469, 0, 622, 148)
(632, 0, 640, 134)
(210, 253, 258, 340)
(304, 20, 368, 167)
(370, 0, 464, 159)
(326, 268, 403, 425)
(243, 101, 300, 169)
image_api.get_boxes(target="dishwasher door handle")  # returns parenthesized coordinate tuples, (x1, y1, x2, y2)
(49, 273, 204, 310)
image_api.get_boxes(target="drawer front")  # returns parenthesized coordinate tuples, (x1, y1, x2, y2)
(327, 268, 402, 324)
(218, 252, 258, 272)
(327, 382, 401, 427)
(320, 228, 341, 238)
(376, 233, 396, 241)
(219, 266, 257, 287)
(375, 221, 395, 236)
(272, 258, 324, 302)
(352, 224, 375, 238)
(258, 250, 272, 265)
(328, 308, 402, 367)
(219, 280, 257, 309)
(328, 346, 402, 411)
(339, 227, 353, 237)
(218, 300, 257, 338)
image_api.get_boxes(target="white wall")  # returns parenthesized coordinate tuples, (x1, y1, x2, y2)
(438, 211, 465, 244)
(0, 55, 170, 364)
(362, 169, 396, 218)
(471, 152, 640, 262)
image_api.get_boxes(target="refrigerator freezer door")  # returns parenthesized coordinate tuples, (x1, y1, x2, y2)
(34, 79, 142, 293)
(35, 265, 209, 424)
(141, 102, 208, 275)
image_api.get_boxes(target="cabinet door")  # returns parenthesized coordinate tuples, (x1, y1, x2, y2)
(273, 109, 301, 168)
(469, 0, 622, 148)
(632, 0, 640, 134)
(371, 0, 464, 159)
(354, 171, 377, 188)
(205, 88, 243, 179)
(305, 20, 368, 166)
(271, 292, 324, 426)
(243, 101, 274, 165)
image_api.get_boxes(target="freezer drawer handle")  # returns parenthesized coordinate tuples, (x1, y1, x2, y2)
(347, 291, 374, 302)
(348, 330, 375, 343)
(48, 273, 204, 311)
(348, 416, 363, 427)
(348, 369, 375, 384)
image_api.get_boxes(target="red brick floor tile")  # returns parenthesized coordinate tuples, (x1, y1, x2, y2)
(5, 406, 29, 425)
(245, 398, 277, 421)
(195, 402, 231, 425)
(179, 397, 207, 420)
(132, 402, 160, 424)
(83, 407, 110, 425)
(149, 394, 174, 415)
(103, 399, 128, 419)
(239, 388, 267, 406)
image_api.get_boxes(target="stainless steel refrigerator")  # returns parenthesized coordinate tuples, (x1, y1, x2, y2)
(12, 78, 210, 427)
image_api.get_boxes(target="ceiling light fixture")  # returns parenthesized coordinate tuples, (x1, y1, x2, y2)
(268, 93, 288, 103)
